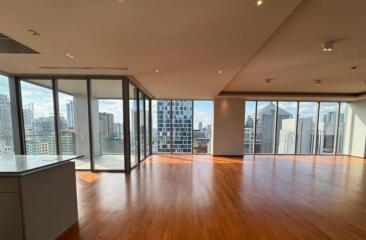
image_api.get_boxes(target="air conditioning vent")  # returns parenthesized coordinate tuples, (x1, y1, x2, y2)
(39, 66, 128, 70)
(0, 33, 38, 54)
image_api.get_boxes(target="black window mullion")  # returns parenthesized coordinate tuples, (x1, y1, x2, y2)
(123, 78, 131, 172)
(86, 78, 95, 171)
(52, 78, 61, 155)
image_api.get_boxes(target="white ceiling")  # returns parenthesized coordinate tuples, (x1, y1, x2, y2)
(0, 0, 365, 99)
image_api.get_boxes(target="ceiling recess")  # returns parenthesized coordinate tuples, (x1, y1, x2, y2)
(0, 33, 38, 54)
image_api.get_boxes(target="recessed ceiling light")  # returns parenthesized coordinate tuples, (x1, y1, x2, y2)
(28, 29, 40, 36)
(154, 68, 160, 74)
(257, 0, 263, 6)
(314, 79, 322, 85)
(322, 41, 333, 52)
(218, 69, 223, 75)
(117, 0, 124, 2)
(264, 79, 273, 84)
(351, 66, 358, 70)
(66, 53, 74, 59)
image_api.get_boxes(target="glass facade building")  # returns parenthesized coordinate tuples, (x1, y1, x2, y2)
(152, 100, 212, 154)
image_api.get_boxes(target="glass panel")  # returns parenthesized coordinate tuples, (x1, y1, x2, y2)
(0, 74, 15, 154)
(255, 101, 276, 153)
(21, 80, 56, 155)
(145, 98, 150, 156)
(129, 84, 138, 167)
(244, 101, 256, 154)
(318, 102, 338, 154)
(193, 101, 212, 154)
(296, 102, 318, 154)
(91, 79, 124, 170)
(152, 100, 172, 154)
(58, 79, 91, 170)
(172, 100, 192, 153)
(139, 91, 145, 160)
(337, 102, 347, 154)
(276, 102, 297, 154)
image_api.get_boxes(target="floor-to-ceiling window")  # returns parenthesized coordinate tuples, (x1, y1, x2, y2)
(58, 79, 91, 170)
(296, 102, 318, 154)
(152, 100, 212, 154)
(337, 102, 347, 154)
(20, 80, 56, 155)
(193, 101, 213, 154)
(91, 79, 124, 170)
(255, 101, 277, 153)
(0, 74, 15, 154)
(276, 102, 297, 154)
(244, 100, 347, 155)
(318, 102, 339, 154)
(129, 84, 138, 167)
(244, 101, 256, 154)
(172, 100, 192, 153)
(139, 91, 145, 160)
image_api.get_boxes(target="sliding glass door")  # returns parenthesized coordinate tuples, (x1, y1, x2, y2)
(91, 79, 124, 170)
(58, 79, 91, 170)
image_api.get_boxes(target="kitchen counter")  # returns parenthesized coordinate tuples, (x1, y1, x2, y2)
(0, 155, 81, 240)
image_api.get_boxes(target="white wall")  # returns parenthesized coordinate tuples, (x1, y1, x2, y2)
(213, 98, 244, 156)
(344, 99, 366, 158)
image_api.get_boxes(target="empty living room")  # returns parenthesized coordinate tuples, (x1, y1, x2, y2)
(0, 0, 365, 239)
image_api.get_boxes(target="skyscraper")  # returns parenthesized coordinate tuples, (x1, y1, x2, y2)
(156, 100, 192, 153)
(66, 101, 75, 128)
(0, 94, 14, 154)
(23, 103, 34, 129)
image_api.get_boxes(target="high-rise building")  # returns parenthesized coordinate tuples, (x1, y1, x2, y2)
(23, 103, 34, 129)
(66, 101, 75, 128)
(0, 94, 14, 153)
(156, 101, 192, 153)
(99, 112, 115, 153)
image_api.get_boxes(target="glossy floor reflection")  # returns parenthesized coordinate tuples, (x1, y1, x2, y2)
(60, 155, 366, 240)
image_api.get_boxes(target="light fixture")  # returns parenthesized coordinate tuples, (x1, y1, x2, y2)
(66, 53, 74, 59)
(314, 79, 322, 85)
(218, 69, 223, 75)
(116, 0, 124, 2)
(264, 79, 273, 84)
(154, 68, 160, 74)
(28, 29, 40, 36)
(351, 66, 358, 70)
(322, 41, 333, 52)
(257, 0, 263, 6)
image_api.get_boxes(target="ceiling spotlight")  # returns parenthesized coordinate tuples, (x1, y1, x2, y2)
(66, 53, 74, 59)
(322, 41, 333, 52)
(257, 0, 263, 6)
(264, 79, 273, 84)
(351, 66, 358, 70)
(28, 29, 40, 36)
(218, 69, 223, 75)
(314, 79, 322, 85)
(154, 68, 160, 74)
